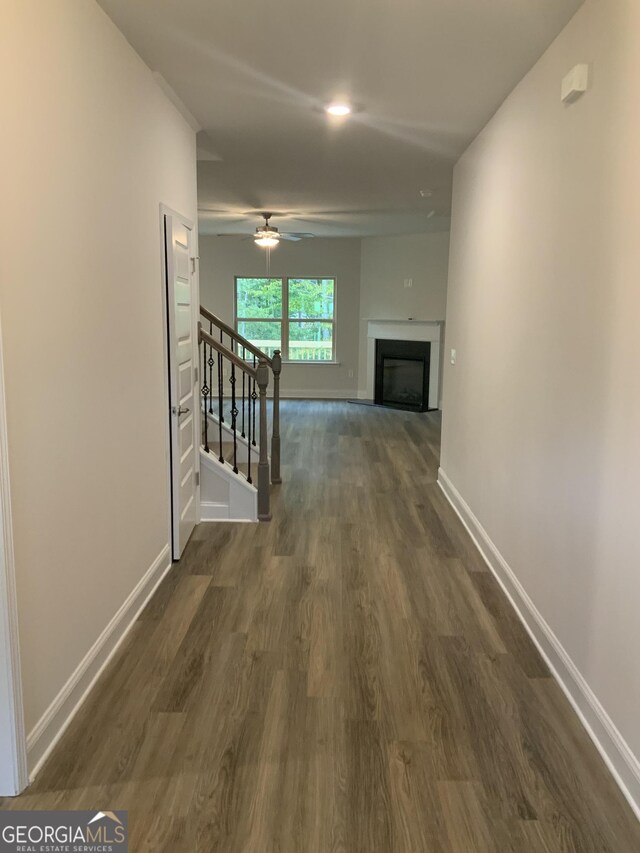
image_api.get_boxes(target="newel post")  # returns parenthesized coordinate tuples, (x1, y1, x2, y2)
(256, 358, 271, 521)
(271, 349, 282, 484)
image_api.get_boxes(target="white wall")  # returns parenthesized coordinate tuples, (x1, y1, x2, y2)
(199, 237, 361, 397)
(200, 233, 450, 400)
(358, 232, 450, 398)
(441, 0, 640, 809)
(0, 0, 197, 766)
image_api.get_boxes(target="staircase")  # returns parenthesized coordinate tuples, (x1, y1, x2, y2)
(198, 305, 282, 522)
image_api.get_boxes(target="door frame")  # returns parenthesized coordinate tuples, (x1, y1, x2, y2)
(160, 205, 201, 560)
(0, 310, 28, 796)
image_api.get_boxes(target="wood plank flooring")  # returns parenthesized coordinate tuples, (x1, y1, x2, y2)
(3, 401, 639, 851)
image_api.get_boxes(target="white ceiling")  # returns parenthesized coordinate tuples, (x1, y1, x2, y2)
(98, 0, 582, 237)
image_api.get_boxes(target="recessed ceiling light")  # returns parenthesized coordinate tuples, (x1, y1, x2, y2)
(325, 102, 352, 117)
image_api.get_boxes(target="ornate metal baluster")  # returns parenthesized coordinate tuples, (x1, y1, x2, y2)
(241, 346, 246, 438)
(219, 328, 225, 423)
(251, 354, 257, 447)
(246, 366, 252, 484)
(200, 328, 209, 453)
(217, 350, 224, 463)
(230, 364, 238, 473)
(208, 321, 214, 414)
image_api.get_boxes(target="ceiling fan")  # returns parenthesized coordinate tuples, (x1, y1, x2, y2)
(251, 212, 314, 247)
(201, 210, 315, 245)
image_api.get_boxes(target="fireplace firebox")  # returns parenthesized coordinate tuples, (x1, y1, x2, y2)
(374, 339, 431, 412)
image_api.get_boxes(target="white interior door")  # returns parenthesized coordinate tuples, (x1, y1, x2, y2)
(164, 214, 198, 559)
(0, 317, 27, 795)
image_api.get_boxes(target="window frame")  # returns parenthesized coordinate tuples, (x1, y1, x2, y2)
(234, 275, 337, 363)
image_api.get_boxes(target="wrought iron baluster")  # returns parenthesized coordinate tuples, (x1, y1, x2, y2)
(217, 351, 224, 463)
(201, 331, 209, 453)
(246, 367, 252, 484)
(241, 346, 246, 438)
(251, 354, 257, 447)
(208, 321, 214, 414)
(230, 364, 238, 473)
(219, 328, 225, 423)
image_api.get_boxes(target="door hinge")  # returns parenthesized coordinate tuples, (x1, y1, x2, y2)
(194, 365, 198, 383)
(190, 256, 200, 274)
(195, 470, 200, 487)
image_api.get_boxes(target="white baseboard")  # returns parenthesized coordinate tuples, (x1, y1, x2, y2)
(26, 544, 172, 780)
(437, 468, 640, 821)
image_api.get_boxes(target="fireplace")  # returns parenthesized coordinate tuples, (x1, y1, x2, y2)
(374, 339, 431, 412)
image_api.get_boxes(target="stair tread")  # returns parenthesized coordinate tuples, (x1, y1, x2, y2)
(214, 443, 251, 476)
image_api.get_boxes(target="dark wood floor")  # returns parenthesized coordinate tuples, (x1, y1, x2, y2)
(3, 401, 639, 851)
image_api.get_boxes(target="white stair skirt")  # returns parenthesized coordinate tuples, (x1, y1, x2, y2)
(199, 447, 258, 522)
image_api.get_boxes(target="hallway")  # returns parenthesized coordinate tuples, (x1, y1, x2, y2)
(2, 401, 639, 851)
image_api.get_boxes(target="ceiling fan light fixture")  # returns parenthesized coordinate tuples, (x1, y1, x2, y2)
(255, 234, 280, 248)
(325, 102, 352, 117)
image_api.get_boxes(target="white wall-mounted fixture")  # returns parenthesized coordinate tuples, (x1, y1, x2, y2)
(404, 278, 413, 289)
(450, 348, 457, 365)
(561, 64, 590, 104)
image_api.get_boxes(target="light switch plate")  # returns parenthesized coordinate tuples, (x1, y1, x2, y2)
(450, 348, 457, 365)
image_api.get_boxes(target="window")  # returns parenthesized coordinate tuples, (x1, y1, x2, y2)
(235, 277, 283, 359)
(235, 277, 335, 362)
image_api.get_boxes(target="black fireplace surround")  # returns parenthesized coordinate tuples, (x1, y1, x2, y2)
(374, 339, 431, 412)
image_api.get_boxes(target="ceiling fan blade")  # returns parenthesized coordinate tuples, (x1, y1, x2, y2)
(201, 215, 251, 225)
(286, 217, 334, 227)
(280, 232, 315, 241)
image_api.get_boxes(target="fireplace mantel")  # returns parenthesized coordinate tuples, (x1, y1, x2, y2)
(363, 319, 443, 409)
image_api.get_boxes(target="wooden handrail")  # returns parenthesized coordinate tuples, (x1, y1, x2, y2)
(200, 305, 273, 367)
(198, 327, 258, 380)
